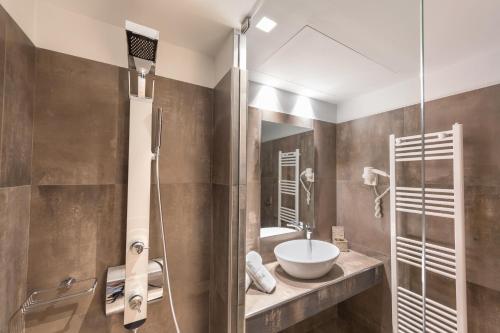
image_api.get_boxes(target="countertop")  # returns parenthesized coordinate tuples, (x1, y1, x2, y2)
(245, 250, 384, 332)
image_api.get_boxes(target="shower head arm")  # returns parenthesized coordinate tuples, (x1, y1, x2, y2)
(127, 70, 155, 100)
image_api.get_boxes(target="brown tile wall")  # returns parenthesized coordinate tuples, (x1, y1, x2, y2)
(211, 67, 247, 333)
(336, 84, 500, 332)
(210, 71, 232, 333)
(210, 69, 243, 333)
(313, 120, 337, 242)
(0, 5, 35, 333)
(32, 50, 129, 186)
(246, 107, 262, 252)
(335, 106, 417, 332)
(0, 186, 31, 333)
(279, 306, 343, 333)
(25, 48, 214, 333)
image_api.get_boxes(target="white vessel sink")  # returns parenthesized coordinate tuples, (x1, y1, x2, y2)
(274, 240, 340, 279)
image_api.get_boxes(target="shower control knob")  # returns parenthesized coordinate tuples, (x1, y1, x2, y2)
(129, 294, 143, 313)
(130, 241, 145, 255)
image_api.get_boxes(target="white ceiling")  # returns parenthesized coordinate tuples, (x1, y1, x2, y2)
(261, 121, 312, 143)
(247, 0, 500, 104)
(258, 26, 398, 101)
(38, 0, 258, 56)
(33, 0, 500, 106)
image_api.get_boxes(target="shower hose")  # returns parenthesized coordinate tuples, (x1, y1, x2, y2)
(155, 147, 181, 333)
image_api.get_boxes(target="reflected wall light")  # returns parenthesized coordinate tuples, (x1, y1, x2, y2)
(252, 85, 282, 112)
(291, 95, 314, 119)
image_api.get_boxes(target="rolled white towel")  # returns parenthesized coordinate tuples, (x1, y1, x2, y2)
(246, 251, 276, 294)
(245, 272, 252, 292)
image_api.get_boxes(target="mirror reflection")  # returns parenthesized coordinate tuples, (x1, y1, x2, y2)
(260, 121, 314, 238)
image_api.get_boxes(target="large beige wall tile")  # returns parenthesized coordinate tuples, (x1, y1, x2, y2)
(0, 9, 35, 187)
(33, 50, 128, 186)
(154, 76, 213, 185)
(0, 186, 30, 333)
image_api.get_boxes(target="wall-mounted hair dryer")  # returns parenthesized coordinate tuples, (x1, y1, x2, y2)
(300, 168, 314, 206)
(362, 167, 390, 186)
(362, 167, 390, 218)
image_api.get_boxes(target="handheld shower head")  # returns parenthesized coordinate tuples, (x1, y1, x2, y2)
(153, 108, 163, 154)
(126, 21, 159, 76)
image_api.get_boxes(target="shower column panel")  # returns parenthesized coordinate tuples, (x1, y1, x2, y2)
(124, 96, 153, 327)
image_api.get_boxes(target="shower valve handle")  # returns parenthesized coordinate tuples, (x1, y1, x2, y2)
(129, 294, 143, 313)
(130, 241, 147, 255)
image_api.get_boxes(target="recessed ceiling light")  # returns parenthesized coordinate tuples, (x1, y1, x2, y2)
(256, 17, 277, 33)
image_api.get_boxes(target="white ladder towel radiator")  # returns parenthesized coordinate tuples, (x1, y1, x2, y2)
(389, 123, 467, 333)
(278, 149, 300, 228)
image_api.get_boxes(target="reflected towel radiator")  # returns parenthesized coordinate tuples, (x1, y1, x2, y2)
(389, 123, 467, 333)
(278, 149, 300, 228)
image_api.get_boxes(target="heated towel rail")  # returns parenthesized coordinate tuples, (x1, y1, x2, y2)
(389, 123, 467, 333)
(278, 149, 300, 228)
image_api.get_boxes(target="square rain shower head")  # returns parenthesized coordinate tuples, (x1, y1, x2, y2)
(125, 20, 159, 76)
(126, 30, 158, 63)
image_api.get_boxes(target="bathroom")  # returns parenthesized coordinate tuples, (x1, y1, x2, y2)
(0, 0, 498, 332)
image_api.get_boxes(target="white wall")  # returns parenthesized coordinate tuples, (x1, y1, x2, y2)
(0, 0, 36, 42)
(249, 82, 337, 123)
(336, 77, 420, 123)
(337, 45, 500, 123)
(34, 1, 215, 88)
(0, 0, 216, 88)
(214, 30, 235, 85)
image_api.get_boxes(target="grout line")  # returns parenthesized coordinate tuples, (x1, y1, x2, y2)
(29, 44, 36, 188)
(0, 184, 31, 190)
(0, 18, 7, 182)
(25, 185, 32, 301)
(32, 182, 214, 187)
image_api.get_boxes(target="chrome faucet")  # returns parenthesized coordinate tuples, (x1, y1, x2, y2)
(305, 224, 312, 240)
(286, 221, 304, 231)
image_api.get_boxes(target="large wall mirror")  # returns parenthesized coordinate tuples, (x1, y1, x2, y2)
(245, 106, 336, 262)
(260, 120, 314, 238)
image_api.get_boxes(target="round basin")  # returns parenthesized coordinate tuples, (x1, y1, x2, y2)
(274, 240, 340, 279)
